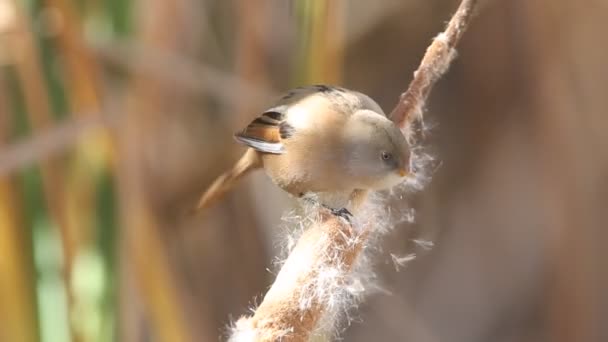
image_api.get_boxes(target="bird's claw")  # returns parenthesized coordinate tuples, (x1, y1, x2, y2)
(330, 207, 353, 222)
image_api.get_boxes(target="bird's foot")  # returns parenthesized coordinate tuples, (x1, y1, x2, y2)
(329, 207, 353, 222)
(298, 193, 353, 222)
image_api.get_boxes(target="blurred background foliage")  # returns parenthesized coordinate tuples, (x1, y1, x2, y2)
(1, 0, 607, 341)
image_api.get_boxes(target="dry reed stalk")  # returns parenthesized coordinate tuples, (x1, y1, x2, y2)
(230, 1, 478, 341)
(5, 10, 89, 341)
(232, 0, 273, 296)
(0, 70, 39, 342)
(42, 0, 112, 257)
(7, 0, 72, 262)
(43, 2, 117, 339)
(390, 0, 477, 130)
(43, 0, 102, 114)
(120, 100, 203, 342)
(305, 0, 344, 84)
(116, 0, 216, 340)
(0, 180, 38, 342)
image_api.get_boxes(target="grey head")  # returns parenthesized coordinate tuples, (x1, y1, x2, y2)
(343, 109, 410, 190)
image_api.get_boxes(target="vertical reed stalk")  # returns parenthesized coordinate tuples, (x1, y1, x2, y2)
(0, 67, 39, 342)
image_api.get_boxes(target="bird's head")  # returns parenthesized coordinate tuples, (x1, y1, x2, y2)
(343, 110, 410, 190)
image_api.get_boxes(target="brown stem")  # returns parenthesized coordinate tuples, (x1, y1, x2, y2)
(390, 0, 478, 129)
(0, 63, 39, 342)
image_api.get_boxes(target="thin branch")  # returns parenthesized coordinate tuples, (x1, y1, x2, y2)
(229, 0, 479, 341)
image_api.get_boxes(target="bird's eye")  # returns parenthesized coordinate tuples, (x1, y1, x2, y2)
(381, 152, 393, 161)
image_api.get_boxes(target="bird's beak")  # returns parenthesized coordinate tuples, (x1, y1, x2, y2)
(398, 167, 408, 177)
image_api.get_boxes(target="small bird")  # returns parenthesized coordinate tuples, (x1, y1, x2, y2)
(196, 85, 410, 213)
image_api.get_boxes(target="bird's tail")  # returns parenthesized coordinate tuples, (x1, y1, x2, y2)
(196, 148, 262, 211)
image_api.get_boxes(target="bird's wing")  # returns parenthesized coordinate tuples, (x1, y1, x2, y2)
(234, 109, 290, 154)
(234, 86, 327, 154)
(234, 84, 381, 154)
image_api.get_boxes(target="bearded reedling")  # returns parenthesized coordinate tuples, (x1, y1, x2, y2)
(196, 85, 410, 215)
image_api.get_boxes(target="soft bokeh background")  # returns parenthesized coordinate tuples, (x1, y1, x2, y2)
(1, 0, 607, 341)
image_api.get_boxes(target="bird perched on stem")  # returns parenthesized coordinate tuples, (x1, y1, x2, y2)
(196, 85, 410, 214)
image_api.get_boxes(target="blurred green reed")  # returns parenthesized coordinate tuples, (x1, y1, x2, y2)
(293, 0, 343, 85)
(0, 0, 339, 341)
(2, 0, 131, 341)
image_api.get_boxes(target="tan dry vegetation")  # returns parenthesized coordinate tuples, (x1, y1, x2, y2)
(1, 0, 608, 341)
